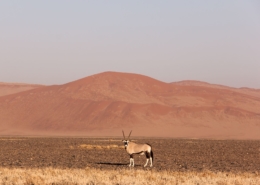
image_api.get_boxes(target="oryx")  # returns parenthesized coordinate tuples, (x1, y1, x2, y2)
(122, 130, 153, 167)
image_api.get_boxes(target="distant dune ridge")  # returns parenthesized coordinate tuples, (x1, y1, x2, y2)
(0, 82, 43, 97)
(0, 72, 259, 139)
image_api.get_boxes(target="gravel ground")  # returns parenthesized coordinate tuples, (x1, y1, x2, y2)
(0, 137, 259, 173)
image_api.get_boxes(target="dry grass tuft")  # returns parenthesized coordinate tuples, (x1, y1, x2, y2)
(0, 167, 259, 185)
(78, 144, 124, 150)
(0, 139, 26, 141)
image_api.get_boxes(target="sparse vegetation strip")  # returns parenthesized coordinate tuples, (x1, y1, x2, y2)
(0, 167, 259, 185)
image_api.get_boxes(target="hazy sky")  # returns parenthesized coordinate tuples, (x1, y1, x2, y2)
(1, 1, 260, 88)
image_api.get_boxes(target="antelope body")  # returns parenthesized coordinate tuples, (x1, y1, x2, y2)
(122, 131, 153, 167)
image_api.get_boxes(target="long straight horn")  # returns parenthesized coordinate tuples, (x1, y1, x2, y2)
(127, 130, 132, 140)
(122, 130, 126, 139)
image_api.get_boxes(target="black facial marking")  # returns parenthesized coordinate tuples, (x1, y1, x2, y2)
(123, 140, 129, 149)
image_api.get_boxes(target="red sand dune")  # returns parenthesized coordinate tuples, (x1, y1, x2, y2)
(0, 72, 259, 139)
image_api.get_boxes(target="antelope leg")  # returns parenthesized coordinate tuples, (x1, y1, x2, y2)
(150, 157, 153, 167)
(129, 155, 134, 167)
(144, 159, 149, 167)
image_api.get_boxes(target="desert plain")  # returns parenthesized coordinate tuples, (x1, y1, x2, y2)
(0, 137, 260, 184)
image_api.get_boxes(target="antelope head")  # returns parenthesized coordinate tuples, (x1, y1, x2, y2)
(122, 130, 132, 148)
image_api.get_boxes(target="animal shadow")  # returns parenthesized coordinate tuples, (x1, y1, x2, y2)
(96, 162, 141, 167)
(96, 162, 128, 166)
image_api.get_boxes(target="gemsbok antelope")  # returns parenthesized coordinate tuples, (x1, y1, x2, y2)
(122, 130, 153, 167)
